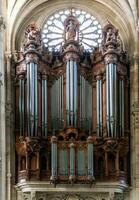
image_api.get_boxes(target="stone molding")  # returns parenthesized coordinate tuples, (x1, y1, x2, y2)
(17, 191, 124, 200)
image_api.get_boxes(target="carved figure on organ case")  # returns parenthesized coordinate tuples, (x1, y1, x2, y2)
(25, 24, 41, 43)
(106, 28, 116, 43)
(64, 16, 80, 42)
(23, 24, 42, 52)
(66, 20, 77, 40)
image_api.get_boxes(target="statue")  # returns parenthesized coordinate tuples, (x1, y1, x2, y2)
(64, 15, 79, 41)
(106, 28, 116, 43)
(66, 20, 77, 41)
(23, 24, 42, 52)
(24, 24, 41, 46)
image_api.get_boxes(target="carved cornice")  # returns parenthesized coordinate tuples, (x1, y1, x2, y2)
(62, 41, 81, 62)
(25, 53, 39, 64)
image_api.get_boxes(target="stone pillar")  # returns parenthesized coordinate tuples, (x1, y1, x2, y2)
(131, 49, 139, 200)
(0, 13, 6, 200)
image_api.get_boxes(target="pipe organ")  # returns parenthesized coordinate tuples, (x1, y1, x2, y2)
(15, 19, 129, 185)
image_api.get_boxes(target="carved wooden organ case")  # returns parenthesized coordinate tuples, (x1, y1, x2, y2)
(15, 16, 129, 185)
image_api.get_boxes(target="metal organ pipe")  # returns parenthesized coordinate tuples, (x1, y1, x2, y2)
(106, 63, 117, 138)
(109, 63, 114, 137)
(99, 79, 102, 135)
(114, 64, 118, 138)
(30, 63, 35, 136)
(70, 60, 74, 125)
(87, 137, 94, 182)
(59, 76, 61, 126)
(96, 76, 102, 137)
(66, 60, 78, 127)
(61, 75, 64, 127)
(26, 62, 38, 137)
(66, 61, 70, 126)
(51, 75, 64, 130)
(69, 143, 75, 181)
(73, 61, 78, 126)
(121, 79, 124, 137)
(51, 137, 57, 183)
(106, 64, 110, 136)
(42, 75, 47, 137)
(19, 76, 25, 136)
(119, 77, 124, 137)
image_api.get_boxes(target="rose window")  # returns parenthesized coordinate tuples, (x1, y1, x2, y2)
(42, 9, 102, 51)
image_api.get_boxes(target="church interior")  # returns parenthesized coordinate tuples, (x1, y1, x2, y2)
(0, 1, 139, 200)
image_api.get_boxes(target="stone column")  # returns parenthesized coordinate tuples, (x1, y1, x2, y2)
(130, 26, 139, 199)
(0, 13, 6, 200)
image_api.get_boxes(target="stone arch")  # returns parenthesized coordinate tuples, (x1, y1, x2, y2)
(8, 0, 136, 55)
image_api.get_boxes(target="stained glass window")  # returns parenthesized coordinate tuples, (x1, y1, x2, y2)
(42, 9, 102, 51)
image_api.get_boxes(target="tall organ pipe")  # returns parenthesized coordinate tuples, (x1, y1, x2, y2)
(70, 60, 74, 125)
(19, 76, 25, 136)
(96, 77, 102, 137)
(109, 64, 114, 137)
(66, 60, 78, 126)
(27, 63, 30, 135)
(42, 75, 47, 137)
(121, 79, 124, 137)
(69, 143, 75, 182)
(26, 62, 38, 137)
(106, 63, 117, 138)
(51, 136, 57, 183)
(106, 64, 110, 136)
(66, 61, 70, 126)
(114, 64, 118, 137)
(96, 79, 100, 136)
(73, 61, 78, 126)
(119, 78, 124, 137)
(99, 79, 102, 135)
(87, 136, 94, 182)
(61, 75, 64, 127)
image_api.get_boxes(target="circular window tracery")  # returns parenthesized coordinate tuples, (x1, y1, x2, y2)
(42, 9, 102, 51)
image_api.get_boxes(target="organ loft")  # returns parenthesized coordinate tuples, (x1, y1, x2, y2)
(14, 10, 129, 198)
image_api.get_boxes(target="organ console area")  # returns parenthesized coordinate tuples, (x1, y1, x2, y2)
(15, 14, 129, 185)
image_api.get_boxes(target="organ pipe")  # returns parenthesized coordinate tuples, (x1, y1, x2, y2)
(66, 61, 70, 126)
(106, 63, 117, 138)
(66, 60, 78, 127)
(69, 143, 75, 182)
(51, 136, 57, 182)
(87, 136, 94, 182)
(51, 75, 64, 130)
(96, 77, 102, 137)
(121, 80, 124, 137)
(26, 62, 38, 137)
(73, 61, 78, 126)
(19, 76, 25, 136)
(114, 64, 117, 138)
(42, 75, 47, 137)
(119, 77, 124, 137)
(80, 75, 92, 131)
